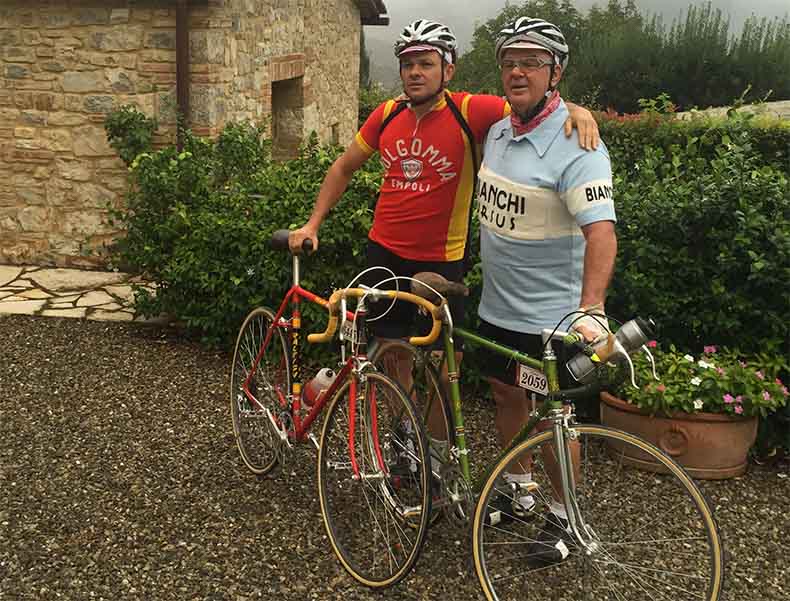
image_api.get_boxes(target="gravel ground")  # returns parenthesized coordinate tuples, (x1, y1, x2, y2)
(1, 314, 788, 600)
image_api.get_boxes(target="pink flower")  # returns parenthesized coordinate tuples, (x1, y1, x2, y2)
(723, 393, 735, 404)
(734, 405, 744, 415)
(656, 384, 666, 393)
(762, 390, 772, 401)
(738, 361, 747, 368)
(703, 345, 717, 354)
(755, 370, 765, 380)
(776, 378, 784, 386)
(736, 395, 743, 403)
(647, 340, 658, 348)
(783, 386, 789, 398)
(716, 367, 725, 376)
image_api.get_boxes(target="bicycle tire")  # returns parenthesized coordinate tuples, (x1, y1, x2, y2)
(472, 424, 724, 601)
(317, 370, 432, 588)
(229, 307, 290, 475)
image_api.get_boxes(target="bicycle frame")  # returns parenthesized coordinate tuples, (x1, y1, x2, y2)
(429, 321, 607, 547)
(437, 324, 583, 488)
(240, 252, 357, 443)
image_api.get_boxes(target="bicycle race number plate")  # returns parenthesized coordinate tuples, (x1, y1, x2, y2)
(517, 364, 548, 395)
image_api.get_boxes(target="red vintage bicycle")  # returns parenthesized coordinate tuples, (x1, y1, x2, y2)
(229, 229, 443, 587)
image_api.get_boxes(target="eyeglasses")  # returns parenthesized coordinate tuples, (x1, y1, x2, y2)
(499, 57, 553, 72)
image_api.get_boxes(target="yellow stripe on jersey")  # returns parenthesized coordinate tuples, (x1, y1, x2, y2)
(444, 93, 475, 261)
(382, 99, 398, 120)
(354, 132, 375, 156)
(356, 99, 399, 156)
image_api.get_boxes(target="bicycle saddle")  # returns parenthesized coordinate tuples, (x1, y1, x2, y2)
(411, 272, 469, 304)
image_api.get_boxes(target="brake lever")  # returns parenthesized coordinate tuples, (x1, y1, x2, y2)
(608, 339, 639, 389)
(640, 345, 660, 381)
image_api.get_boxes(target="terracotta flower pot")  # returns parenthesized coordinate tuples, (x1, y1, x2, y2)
(600, 391, 758, 480)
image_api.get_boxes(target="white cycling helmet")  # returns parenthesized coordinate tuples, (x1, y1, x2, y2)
(495, 17, 569, 70)
(394, 19, 458, 64)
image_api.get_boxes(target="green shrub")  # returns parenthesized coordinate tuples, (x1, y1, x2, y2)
(105, 105, 789, 451)
(605, 112, 790, 358)
(104, 105, 157, 166)
(106, 113, 381, 347)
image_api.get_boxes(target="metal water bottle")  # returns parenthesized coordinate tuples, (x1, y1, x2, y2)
(566, 317, 655, 384)
(302, 367, 337, 407)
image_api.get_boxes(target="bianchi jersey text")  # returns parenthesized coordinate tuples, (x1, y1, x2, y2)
(476, 166, 583, 240)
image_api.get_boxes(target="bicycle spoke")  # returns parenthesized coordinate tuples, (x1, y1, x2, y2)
(318, 371, 431, 588)
(230, 308, 288, 475)
(473, 426, 723, 601)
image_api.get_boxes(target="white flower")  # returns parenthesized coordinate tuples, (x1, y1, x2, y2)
(698, 360, 715, 369)
(684, 354, 695, 362)
(693, 399, 704, 410)
(246, 268, 255, 276)
(691, 377, 702, 386)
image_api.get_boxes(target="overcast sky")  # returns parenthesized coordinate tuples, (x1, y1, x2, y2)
(368, 0, 790, 51)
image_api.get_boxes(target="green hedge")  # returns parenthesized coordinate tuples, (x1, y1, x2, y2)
(600, 111, 789, 357)
(105, 108, 788, 355)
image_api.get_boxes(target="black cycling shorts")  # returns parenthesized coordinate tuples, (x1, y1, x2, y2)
(362, 239, 466, 348)
(478, 319, 571, 391)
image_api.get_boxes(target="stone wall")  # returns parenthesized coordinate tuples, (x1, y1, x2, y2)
(0, 0, 363, 267)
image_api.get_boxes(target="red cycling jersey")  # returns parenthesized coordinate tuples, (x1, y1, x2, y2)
(356, 91, 509, 261)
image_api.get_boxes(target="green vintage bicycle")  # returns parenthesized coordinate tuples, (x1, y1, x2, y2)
(315, 272, 725, 601)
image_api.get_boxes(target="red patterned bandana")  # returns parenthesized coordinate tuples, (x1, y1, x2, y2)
(511, 91, 561, 137)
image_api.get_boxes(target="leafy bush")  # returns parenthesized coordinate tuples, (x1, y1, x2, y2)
(104, 105, 158, 165)
(454, 1, 790, 113)
(106, 113, 381, 346)
(605, 111, 789, 358)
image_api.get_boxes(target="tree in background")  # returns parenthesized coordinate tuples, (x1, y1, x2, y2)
(453, 0, 790, 113)
(453, 0, 583, 96)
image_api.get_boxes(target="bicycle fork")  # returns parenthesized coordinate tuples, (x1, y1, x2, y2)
(552, 415, 601, 556)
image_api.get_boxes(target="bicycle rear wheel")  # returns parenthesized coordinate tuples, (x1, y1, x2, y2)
(318, 370, 432, 588)
(230, 307, 290, 475)
(472, 424, 724, 601)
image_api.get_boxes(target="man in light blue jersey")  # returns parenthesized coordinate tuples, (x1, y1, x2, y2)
(476, 17, 617, 563)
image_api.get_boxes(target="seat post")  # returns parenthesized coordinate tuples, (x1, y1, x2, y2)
(292, 254, 301, 287)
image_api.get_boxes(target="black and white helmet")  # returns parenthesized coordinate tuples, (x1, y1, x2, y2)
(495, 17, 569, 70)
(394, 19, 458, 64)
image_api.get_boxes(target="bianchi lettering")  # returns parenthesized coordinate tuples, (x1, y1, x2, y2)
(585, 184, 612, 202)
(477, 178, 525, 232)
(380, 136, 456, 183)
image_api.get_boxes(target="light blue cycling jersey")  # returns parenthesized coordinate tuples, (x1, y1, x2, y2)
(477, 99, 616, 335)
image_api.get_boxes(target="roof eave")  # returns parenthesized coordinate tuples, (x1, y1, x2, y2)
(358, 0, 389, 26)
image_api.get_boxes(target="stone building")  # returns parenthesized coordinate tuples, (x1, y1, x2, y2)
(0, 0, 388, 266)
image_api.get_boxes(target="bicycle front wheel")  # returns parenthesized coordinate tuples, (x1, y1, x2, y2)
(472, 424, 724, 601)
(229, 307, 290, 475)
(318, 370, 432, 588)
